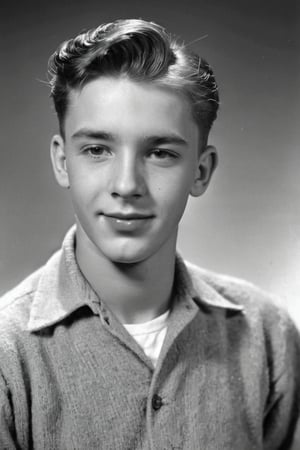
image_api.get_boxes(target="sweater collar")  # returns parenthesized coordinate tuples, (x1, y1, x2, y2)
(27, 226, 242, 332)
(174, 256, 244, 312)
(27, 226, 99, 331)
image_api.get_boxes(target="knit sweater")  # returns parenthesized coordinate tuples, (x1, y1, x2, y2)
(0, 227, 299, 449)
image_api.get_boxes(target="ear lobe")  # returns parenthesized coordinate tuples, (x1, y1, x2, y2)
(50, 134, 70, 188)
(190, 145, 218, 197)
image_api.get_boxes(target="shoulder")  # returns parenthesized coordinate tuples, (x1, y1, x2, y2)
(186, 260, 284, 316)
(0, 246, 63, 317)
(0, 268, 44, 375)
(185, 260, 300, 353)
(0, 267, 43, 325)
(0, 247, 61, 341)
(185, 261, 300, 396)
(0, 248, 67, 389)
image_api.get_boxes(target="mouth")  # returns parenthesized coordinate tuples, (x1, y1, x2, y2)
(99, 212, 154, 232)
(101, 212, 154, 220)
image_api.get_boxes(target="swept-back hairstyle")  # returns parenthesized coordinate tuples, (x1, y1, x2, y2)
(48, 19, 219, 139)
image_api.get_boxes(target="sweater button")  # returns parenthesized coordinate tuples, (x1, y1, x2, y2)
(152, 394, 163, 411)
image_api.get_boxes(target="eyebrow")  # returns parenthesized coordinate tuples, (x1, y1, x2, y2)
(71, 128, 188, 146)
(71, 129, 116, 141)
(144, 135, 188, 147)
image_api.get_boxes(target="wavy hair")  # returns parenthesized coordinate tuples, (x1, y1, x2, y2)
(48, 19, 219, 139)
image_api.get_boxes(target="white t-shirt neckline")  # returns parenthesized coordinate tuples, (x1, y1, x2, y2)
(123, 309, 170, 366)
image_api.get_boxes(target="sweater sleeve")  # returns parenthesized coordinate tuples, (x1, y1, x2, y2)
(0, 373, 18, 450)
(263, 314, 300, 450)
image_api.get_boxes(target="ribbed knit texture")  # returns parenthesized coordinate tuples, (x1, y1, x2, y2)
(0, 226, 299, 449)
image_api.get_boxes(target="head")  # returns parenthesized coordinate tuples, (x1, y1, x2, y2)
(48, 18, 219, 145)
(48, 19, 220, 265)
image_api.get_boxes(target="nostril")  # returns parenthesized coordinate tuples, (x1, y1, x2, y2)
(111, 191, 142, 199)
(110, 176, 146, 198)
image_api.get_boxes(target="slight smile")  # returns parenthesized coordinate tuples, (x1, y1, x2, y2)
(103, 212, 154, 220)
(99, 212, 155, 232)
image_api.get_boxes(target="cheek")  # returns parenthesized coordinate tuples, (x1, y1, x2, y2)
(69, 169, 103, 204)
(154, 179, 191, 221)
(160, 169, 193, 202)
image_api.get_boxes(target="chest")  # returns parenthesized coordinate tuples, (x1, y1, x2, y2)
(21, 317, 267, 449)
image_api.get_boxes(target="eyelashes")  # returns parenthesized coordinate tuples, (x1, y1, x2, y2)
(83, 145, 112, 158)
(81, 146, 180, 164)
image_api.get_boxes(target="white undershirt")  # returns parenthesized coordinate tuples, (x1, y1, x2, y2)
(123, 310, 170, 367)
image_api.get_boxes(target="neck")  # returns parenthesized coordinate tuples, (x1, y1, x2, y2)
(75, 230, 177, 324)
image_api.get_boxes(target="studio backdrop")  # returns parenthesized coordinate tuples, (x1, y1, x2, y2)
(0, 0, 299, 326)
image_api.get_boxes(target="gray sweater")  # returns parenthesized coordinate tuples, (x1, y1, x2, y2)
(0, 227, 299, 449)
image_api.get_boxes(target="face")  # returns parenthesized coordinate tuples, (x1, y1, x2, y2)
(51, 77, 216, 264)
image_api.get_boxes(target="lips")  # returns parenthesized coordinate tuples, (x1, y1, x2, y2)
(99, 212, 154, 232)
(101, 212, 154, 220)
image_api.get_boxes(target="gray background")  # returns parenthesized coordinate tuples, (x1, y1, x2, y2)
(1, 0, 299, 326)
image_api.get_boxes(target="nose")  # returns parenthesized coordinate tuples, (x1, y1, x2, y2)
(109, 151, 147, 199)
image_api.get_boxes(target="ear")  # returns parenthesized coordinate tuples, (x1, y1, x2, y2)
(190, 145, 218, 197)
(50, 134, 70, 188)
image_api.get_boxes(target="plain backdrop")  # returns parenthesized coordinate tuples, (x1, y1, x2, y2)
(0, 0, 299, 326)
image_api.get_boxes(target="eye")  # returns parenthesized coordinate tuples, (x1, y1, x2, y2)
(148, 149, 178, 161)
(83, 145, 112, 159)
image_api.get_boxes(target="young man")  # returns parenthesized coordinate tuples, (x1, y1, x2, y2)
(0, 19, 299, 449)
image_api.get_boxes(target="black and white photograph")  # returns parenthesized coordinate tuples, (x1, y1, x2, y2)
(0, 0, 299, 448)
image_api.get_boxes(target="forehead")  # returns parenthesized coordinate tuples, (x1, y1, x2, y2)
(64, 77, 198, 142)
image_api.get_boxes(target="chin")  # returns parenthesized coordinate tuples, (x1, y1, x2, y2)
(99, 242, 154, 266)
(105, 251, 149, 265)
